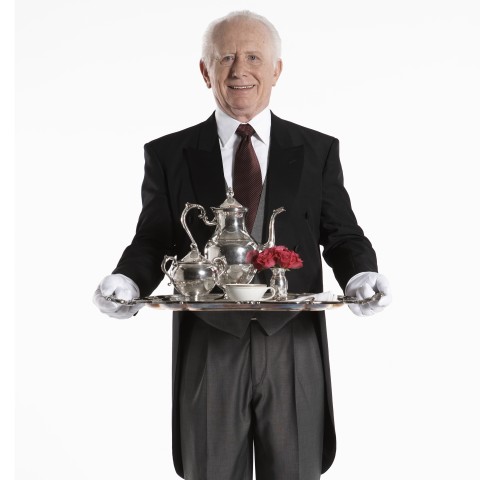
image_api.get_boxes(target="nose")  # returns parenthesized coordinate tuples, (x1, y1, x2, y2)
(229, 56, 248, 78)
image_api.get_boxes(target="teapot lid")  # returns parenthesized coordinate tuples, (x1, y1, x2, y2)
(216, 187, 246, 210)
(180, 245, 208, 264)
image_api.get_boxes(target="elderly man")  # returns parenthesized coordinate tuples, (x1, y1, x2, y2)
(94, 10, 391, 480)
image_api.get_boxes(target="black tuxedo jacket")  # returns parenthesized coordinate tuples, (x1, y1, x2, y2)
(113, 111, 378, 476)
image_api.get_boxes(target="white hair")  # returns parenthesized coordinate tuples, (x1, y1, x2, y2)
(201, 10, 282, 67)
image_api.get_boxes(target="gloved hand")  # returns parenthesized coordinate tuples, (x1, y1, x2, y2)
(345, 272, 392, 317)
(93, 274, 142, 319)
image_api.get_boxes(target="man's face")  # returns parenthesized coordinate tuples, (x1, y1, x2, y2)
(200, 19, 282, 122)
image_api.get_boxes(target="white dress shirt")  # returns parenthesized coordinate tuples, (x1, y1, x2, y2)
(215, 107, 271, 188)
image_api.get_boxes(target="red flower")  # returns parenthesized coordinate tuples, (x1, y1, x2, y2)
(278, 249, 303, 269)
(245, 250, 258, 264)
(247, 245, 303, 271)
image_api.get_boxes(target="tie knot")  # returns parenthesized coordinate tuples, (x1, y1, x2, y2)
(236, 123, 255, 138)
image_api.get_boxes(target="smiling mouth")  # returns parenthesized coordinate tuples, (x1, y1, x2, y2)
(229, 85, 255, 90)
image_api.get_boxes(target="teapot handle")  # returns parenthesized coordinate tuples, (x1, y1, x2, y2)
(212, 256, 227, 278)
(161, 255, 177, 286)
(181, 203, 216, 252)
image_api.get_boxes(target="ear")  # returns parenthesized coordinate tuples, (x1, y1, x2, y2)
(272, 58, 283, 86)
(200, 60, 212, 89)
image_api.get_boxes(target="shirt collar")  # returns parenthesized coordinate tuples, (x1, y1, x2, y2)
(215, 108, 271, 147)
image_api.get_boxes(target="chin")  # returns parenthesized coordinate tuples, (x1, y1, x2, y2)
(229, 102, 258, 114)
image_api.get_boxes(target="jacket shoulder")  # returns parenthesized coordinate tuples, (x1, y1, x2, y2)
(144, 113, 216, 153)
(272, 114, 338, 147)
(144, 123, 201, 151)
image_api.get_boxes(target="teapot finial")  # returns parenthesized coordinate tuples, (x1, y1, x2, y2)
(223, 187, 236, 206)
(218, 188, 245, 209)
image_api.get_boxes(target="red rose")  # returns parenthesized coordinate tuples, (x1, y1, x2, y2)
(246, 250, 259, 264)
(278, 250, 303, 269)
(254, 249, 276, 269)
(246, 245, 303, 271)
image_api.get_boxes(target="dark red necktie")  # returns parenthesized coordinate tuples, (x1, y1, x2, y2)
(233, 123, 263, 233)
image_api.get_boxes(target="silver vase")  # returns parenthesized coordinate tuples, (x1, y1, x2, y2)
(270, 267, 288, 300)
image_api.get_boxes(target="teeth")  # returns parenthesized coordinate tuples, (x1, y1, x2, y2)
(230, 85, 254, 89)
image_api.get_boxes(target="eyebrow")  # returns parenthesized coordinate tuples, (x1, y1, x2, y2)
(217, 50, 263, 56)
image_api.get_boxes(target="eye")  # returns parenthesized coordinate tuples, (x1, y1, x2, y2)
(219, 55, 235, 66)
(247, 54, 262, 64)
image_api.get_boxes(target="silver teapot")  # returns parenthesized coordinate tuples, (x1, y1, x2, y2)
(161, 206, 227, 299)
(184, 188, 285, 287)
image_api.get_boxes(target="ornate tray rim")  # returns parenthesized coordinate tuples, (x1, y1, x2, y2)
(103, 292, 383, 312)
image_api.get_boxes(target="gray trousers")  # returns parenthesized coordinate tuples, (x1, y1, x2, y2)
(179, 316, 325, 480)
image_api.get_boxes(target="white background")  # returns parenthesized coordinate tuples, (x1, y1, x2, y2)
(14, 0, 480, 479)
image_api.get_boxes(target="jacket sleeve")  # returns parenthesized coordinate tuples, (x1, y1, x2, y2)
(319, 138, 378, 290)
(112, 143, 176, 296)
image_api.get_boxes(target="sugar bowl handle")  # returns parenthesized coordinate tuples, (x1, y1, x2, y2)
(161, 255, 177, 286)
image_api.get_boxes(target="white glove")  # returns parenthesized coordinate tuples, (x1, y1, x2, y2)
(93, 274, 142, 319)
(345, 272, 392, 317)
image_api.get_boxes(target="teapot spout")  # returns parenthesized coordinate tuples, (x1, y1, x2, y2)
(261, 207, 286, 250)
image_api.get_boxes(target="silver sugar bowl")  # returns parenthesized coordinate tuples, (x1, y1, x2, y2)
(161, 247, 226, 299)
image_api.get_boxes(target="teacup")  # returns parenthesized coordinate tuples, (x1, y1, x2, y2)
(225, 284, 276, 302)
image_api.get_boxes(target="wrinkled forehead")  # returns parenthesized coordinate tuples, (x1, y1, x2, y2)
(211, 18, 273, 55)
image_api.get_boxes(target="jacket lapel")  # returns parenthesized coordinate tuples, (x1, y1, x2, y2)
(185, 111, 305, 241)
(263, 112, 304, 240)
(185, 113, 226, 210)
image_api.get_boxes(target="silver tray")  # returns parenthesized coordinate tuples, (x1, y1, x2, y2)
(103, 292, 383, 312)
